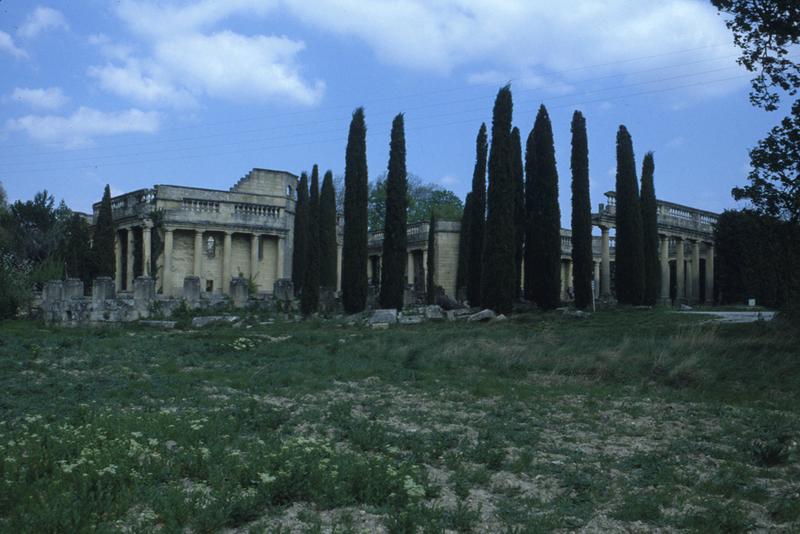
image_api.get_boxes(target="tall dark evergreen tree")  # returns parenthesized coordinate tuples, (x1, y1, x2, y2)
(291, 172, 309, 295)
(318, 170, 338, 289)
(640, 152, 660, 305)
(426, 211, 436, 305)
(301, 166, 321, 315)
(379, 113, 408, 309)
(60, 213, 93, 286)
(455, 192, 474, 298)
(341, 108, 369, 313)
(480, 85, 517, 314)
(614, 126, 645, 305)
(524, 105, 562, 310)
(511, 127, 525, 298)
(570, 111, 593, 309)
(93, 184, 115, 277)
(467, 123, 488, 306)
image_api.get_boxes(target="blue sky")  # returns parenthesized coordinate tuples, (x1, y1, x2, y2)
(0, 0, 783, 225)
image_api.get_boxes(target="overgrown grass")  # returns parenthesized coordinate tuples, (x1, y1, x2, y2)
(0, 308, 798, 531)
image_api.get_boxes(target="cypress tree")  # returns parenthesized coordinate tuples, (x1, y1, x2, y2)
(341, 108, 369, 313)
(511, 127, 525, 298)
(93, 184, 115, 277)
(301, 165, 321, 315)
(291, 172, 308, 295)
(455, 192, 474, 298)
(640, 152, 660, 305)
(379, 113, 408, 309)
(614, 125, 645, 305)
(524, 105, 562, 310)
(570, 111, 593, 309)
(318, 170, 338, 289)
(467, 123, 488, 306)
(480, 85, 516, 314)
(426, 211, 436, 305)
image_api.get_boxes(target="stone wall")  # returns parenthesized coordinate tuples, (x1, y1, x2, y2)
(432, 221, 461, 297)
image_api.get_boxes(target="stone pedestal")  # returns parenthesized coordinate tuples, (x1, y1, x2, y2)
(92, 277, 115, 304)
(134, 277, 155, 314)
(230, 277, 249, 308)
(319, 286, 337, 313)
(273, 279, 293, 302)
(183, 276, 201, 308)
(64, 278, 84, 299)
(43, 280, 64, 304)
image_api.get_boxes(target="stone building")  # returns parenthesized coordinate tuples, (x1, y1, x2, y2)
(97, 169, 718, 305)
(94, 168, 297, 297)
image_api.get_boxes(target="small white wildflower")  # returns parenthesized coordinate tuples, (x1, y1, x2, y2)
(258, 472, 277, 484)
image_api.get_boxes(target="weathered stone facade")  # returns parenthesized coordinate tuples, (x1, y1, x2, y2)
(94, 168, 296, 297)
(91, 168, 718, 309)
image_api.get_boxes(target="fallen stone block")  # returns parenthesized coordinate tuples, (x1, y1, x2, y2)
(139, 320, 177, 329)
(424, 305, 444, 321)
(370, 322, 389, 330)
(468, 309, 496, 322)
(191, 315, 240, 328)
(495, 314, 507, 321)
(399, 315, 424, 325)
(369, 309, 398, 325)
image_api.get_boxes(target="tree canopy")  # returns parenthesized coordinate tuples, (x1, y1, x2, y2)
(712, 0, 800, 223)
(367, 174, 462, 231)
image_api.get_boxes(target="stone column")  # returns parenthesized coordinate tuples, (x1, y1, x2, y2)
(675, 237, 685, 300)
(250, 234, 259, 284)
(692, 239, 701, 303)
(567, 260, 573, 294)
(336, 243, 342, 291)
(163, 228, 174, 296)
(222, 231, 232, 295)
(193, 230, 203, 277)
(126, 227, 135, 291)
(407, 252, 415, 286)
(659, 235, 670, 303)
(705, 243, 715, 305)
(277, 236, 285, 279)
(593, 261, 600, 296)
(600, 226, 611, 297)
(142, 224, 151, 277)
(114, 231, 122, 292)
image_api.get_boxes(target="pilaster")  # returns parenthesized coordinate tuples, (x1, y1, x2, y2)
(659, 235, 670, 303)
(163, 228, 174, 296)
(600, 226, 611, 297)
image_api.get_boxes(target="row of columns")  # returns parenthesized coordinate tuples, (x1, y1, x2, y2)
(114, 226, 285, 295)
(595, 225, 714, 304)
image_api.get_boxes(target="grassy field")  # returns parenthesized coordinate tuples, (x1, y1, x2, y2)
(0, 309, 798, 533)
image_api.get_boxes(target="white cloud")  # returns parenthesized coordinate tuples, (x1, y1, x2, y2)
(90, 0, 322, 108)
(6, 107, 160, 147)
(88, 34, 135, 61)
(154, 31, 324, 105)
(9, 87, 68, 110)
(88, 61, 197, 108)
(281, 0, 736, 75)
(96, 0, 738, 109)
(18, 7, 68, 39)
(0, 31, 28, 59)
